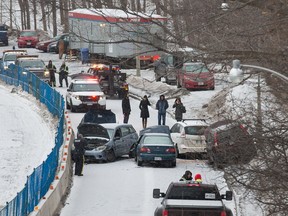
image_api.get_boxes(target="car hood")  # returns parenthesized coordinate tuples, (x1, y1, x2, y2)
(78, 123, 110, 139)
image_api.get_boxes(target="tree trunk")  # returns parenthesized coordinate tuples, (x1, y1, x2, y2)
(40, 0, 47, 31)
(130, 0, 136, 11)
(23, 0, 31, 29)
(136, 0, 141, 11)
(62, 0, 69, 32)
(32, 0, 37, 29)
(52, 0, 57, 36)
(93, 0, 103, 8)
(120, 0, 128, 9)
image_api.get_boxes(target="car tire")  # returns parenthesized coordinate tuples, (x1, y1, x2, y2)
(70, 100, 76, 112)
(66, 98, 71, 109)
(106, 149, 116, 162)
(137, 157, 143, 166)
(171, 161, 176, 167)
(175, 144, 180, 158)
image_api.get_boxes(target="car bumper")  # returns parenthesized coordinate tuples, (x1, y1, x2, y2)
(178, 145, 207, 154)
(85, 150, 106, 161)
(18, 41, 38, 48)
(138, 153, 176, 162)
(184, 80, 214, 90)
(71, 98, 106, 107)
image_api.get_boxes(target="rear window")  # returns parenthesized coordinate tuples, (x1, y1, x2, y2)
(185, 126, 207, 135)
(143, 136, 173, 145)
(167, 185, 221, 200)
(20, 31, 37, 37)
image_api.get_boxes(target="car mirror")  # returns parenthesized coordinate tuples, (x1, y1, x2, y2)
(225, 191, 233, 200)
(153, 189, 161, 198)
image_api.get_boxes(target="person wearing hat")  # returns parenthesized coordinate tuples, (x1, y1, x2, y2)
(59, 61, 69, 87)
(156, 94, 169, 125)
(179, 170, 193, 182)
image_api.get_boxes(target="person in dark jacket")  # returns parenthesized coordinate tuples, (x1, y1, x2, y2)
(59, 61, 69, 87)
(156, 95, 169, 125)
(179, 170, 193, 182)
(139, 95, 151, 129)
(172, 97, 186, 122)
(74, 134, 87, 176)
(122, 93, 131, 123)
(46, 60, 56, 87)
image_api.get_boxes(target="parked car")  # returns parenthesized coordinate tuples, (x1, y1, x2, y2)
(153, 181, 233, 216)
(135, 133, 176, 167)
(14, 55, 50, 82)
(170, 119, 208, 158)
(36, 33, 69, 52)
(177, 62, 215, 90)
(204, 119, 256, 167)
(66, 79, 106, 112)
(47, 41, 57, 53)
(129, 125, 170, 158)
(2, 49, 27, 69)
(77, 123, 138, 162)
(0, 24, 8, 46)
(17, 30, 40, 48)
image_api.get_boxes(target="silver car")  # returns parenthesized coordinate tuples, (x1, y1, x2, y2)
(77, 123, 138, 162)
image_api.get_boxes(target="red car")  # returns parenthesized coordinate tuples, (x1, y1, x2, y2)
(17, 30, 39, 48)
(36, 33, 69, 52)
(177, 62, 215, 90)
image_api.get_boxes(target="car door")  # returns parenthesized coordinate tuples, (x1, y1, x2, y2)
(112, 127, 125, 157)
(170, 123, 181, 146)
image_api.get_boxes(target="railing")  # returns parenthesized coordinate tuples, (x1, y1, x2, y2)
(0, 63, 65, 216)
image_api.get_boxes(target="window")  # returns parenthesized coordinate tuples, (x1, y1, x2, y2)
(185, 126, 207, 135)
(121, 127, 130, 137)
(171, 124, 180, 133)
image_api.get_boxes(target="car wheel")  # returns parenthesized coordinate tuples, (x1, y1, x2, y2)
(137, 157, 143, 166)
(175, 144, 181, 158)
(106, 149, 116, 162)
(171, 161, 176, 167)
(66, 98, 71, 109)
(70, 100, 76, 112)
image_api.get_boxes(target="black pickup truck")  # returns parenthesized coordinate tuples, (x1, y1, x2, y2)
(153, 181, 233, 216)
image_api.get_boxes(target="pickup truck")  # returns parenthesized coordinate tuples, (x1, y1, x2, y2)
(153, 181, 233, 216)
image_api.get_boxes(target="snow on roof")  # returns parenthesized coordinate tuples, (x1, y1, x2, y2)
(69, 8, 166, 22)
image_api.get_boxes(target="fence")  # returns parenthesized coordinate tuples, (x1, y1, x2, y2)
(0, 63, 65, 216)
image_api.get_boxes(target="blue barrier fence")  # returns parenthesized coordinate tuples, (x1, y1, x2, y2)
(0, 63, 65, 216)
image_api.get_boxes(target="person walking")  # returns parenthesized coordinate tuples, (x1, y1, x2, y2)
(122, 93, 131, 123)
(73, 134, 87, 176)
(139, 95, 151, 129)
(156, 94, 169, 125)
(46, 60, 56, 87)
(179, 170, 193, 182)
(173, 97, 186, 122)
(59, 61, 69, 87)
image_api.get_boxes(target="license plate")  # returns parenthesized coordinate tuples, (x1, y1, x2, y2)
(154, 157, 162, 161)
(198, 82, 204, 85)
(27, 42, 31, 45)
(87, 103, 93, 106)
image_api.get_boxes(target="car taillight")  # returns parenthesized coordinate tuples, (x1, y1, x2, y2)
(166, 147, 176, 153)
(162, 209, 168, 216)
(220, 211, 227, 216)
(140, 147, 151, 153)
(214, 132, 218, 146)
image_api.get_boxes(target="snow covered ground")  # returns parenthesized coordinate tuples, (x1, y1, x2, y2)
(0, 41, 264, 215)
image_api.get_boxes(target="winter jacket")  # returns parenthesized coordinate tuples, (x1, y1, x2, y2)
(59, 64, 69, 77)
(156, 97, 169, 114)
(46, 63, 56, 77)
(122, 97, 131, 114)
(173, 102, 186, 121)
(74, 138, 87, 158)
(139, 99, 151, 118)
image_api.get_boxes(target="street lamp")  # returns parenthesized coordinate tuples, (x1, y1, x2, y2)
(229, 59, 288, 137)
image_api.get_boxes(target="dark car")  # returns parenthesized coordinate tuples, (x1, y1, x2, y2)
(17, 30, 40, 48)
(36, 33, 69, 52)
(204, 119, 256, 167)
(177, 62, 215, 90)
(135, 133, 176, 167)
(0, 24, 8, 46)
(153, 181, 233, 216)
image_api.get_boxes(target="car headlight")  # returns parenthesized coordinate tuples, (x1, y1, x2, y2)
(44, 70, 50, 77)
(72, 95, 80, 100)
(96, 146, 107, 151)
(4, 66, 8, 69)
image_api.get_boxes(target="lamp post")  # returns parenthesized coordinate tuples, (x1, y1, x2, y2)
(229, 59, 288, 136)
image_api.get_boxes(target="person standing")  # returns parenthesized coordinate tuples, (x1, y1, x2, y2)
(58, 38, 65, 59)
(139, 95, 151, 129)
(156, 94, 169, 125)
(122, 93, 131, 123)
(46, 60, 56, 87)
(59, 61, 69, 87)
(173, 97, 186, 122)
(74, 134, 87, 176)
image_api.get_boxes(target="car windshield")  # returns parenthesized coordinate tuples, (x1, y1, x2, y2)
(185, 126, 207, 135)
(168, 185, 221, 200)
(106, 128, 114, 139)
(20, 60, 45, 68)
(184, 64, 209, 73)
(4, 54, 17, 61)
(143, 136, 173, 145)
(20, 31, 37, 37)
(72, 83, 102, 92)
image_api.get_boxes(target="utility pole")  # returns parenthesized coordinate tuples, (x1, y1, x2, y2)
(0, 0, 2, 24)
